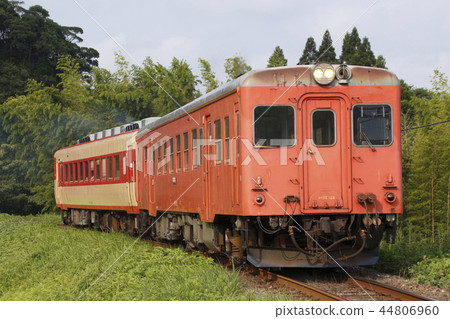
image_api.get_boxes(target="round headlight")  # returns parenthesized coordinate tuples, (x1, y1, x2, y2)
(324, 68, 335, 79)
(312, 63, 335, 85)
(313, 68, 323, 79)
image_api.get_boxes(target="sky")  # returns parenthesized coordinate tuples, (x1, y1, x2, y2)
(20, 0, 450, 90)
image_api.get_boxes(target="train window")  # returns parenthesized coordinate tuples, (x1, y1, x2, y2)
(65, 164, 68, 183)
(157, 142, 161, 175)
(157, 142, 161, 159)
(170, 138, 174, 173)
(253, 105, 295, 147)
(69, 163, 73, 183)
(176, 135, 181, 171)
(225, 117, 230, 163)
(163, 141, 168, 174)
(214, 120, 222, 164)
(74, 162, 78, 183)
(96, 159, 100, 181)
(312, 110, 336, 146)
(353, 105, 392, 146)
(199, 128, 203, 166)
(184, 132, 189, 170)
(102, 158, 106, 181)
(89, 160, 94, 182)
(236, 111, 240, 157)
(192, 129, 197, 169)
(152, 146, 156, 176)
(144, 146, 148, 175)
(107, 156, 113, 180)
(90, 160, 95, 182)
(123, 155, 126, 176)
(84, 161, 88, 182)
(60, 164, 64, 184)
(114, 155, 120, 180)
(79, 162, 83, 182)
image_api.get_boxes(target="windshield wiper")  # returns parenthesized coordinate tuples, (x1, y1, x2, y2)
(360, 131, 376, 152)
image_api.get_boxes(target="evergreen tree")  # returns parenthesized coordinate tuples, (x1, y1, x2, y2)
(224, 55, 252, 81)
(267, 46, 288, 67)
(375, 55, 387, 68)
(198, 58, 220, 92)
(340, 27, 361, 64)
(317, 30, 337, 63)
(355, 37, 376, 66)
(298, 37, 317, 64)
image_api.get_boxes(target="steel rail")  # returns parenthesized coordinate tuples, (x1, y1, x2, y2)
(254, 268, 345, 301)
(347, 277, 437, 301)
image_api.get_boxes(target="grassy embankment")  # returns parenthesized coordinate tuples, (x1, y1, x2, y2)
(0, 213, 294, 301)
(375, 228, 449, 290)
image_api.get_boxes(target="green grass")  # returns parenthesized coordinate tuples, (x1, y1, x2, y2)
(0, 213, 293, 301)
(375, 229, 450, 290)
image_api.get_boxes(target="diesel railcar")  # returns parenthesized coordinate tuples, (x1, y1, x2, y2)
(55, 63, 402, 267)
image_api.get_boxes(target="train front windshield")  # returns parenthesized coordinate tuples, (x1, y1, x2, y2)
(353, 105, 392, 146)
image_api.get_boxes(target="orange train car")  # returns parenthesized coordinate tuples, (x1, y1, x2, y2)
(55, 63, 402, 267)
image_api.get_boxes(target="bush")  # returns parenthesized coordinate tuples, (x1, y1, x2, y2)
(408, 255, 450, 289)
(375, 227, 449, 289)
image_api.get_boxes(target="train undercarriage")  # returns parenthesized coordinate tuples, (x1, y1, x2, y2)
(63, 209, 396, 268)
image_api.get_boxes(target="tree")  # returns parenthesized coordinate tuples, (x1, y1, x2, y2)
(317, 30, 337, 63)
(154, 57, 200, 116)
(198, 58, 220, 92)
(375, 55, 387, 68)
(0, 56, 109, 212)
(355, 37, 376, 66)
(340, 27, 361, 64)
(92, 54, 200, 119)
(298, 37, 317, 64)
(90, 53, 147, 122)
(403, 70, 450, 241)
(267, 46, 288, 67)
(0, 0, 99, 103)
(224, 55, 252, 81)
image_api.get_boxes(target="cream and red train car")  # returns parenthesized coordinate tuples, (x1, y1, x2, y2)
(55, 63, 402, 268)
(54, 119, 157, 229)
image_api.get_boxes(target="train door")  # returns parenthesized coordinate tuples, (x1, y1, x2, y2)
(301, 97, 351, 212)
(202, 115, 213, 221)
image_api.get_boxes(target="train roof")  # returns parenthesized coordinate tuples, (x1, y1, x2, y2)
(137, 64, 399, 138)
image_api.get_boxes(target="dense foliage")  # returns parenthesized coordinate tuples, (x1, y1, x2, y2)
(0, 0, 98, 102)
(376, 227, 449, 289)
(0, 213, 293, 300)
(401, 70, 450, 243)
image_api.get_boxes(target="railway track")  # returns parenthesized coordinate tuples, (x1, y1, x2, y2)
(56, 224, 437, 301)
(263, 269, 437, 301)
